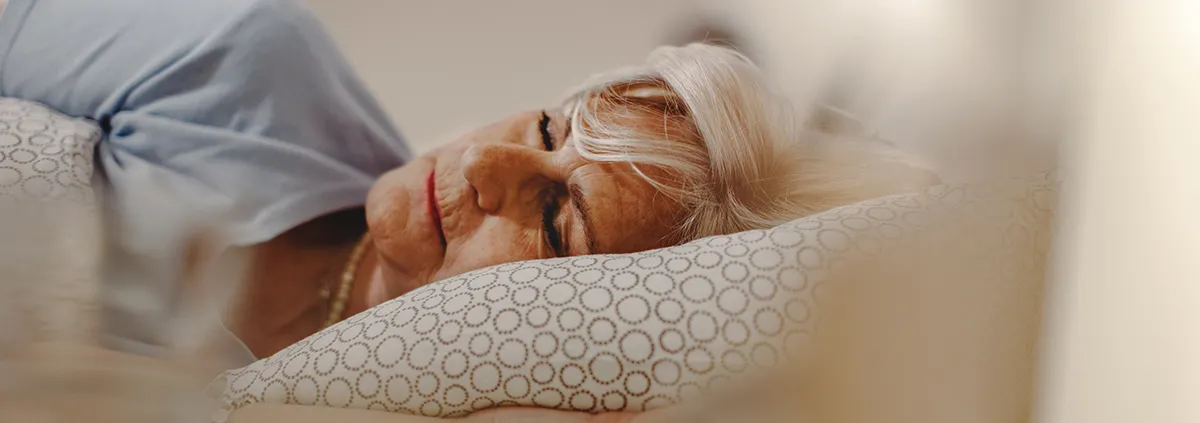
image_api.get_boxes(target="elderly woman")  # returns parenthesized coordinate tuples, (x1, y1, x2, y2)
(1, 0, 925, 366)
(1, 1, 942, 422)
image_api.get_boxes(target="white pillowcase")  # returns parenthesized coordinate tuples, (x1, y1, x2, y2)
(212, 191, 947, 420)
(212, 172, 1057, 422)
(0, 97, 98, 203)
(0, 97, 102, 344)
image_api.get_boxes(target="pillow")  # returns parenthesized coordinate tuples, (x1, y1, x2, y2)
(212, 172, 1057, 422)
(0, 97, 98, 203)
(0, 97, 102, 344)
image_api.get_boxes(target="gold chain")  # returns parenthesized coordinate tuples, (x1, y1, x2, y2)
(324, 234, 371, 328)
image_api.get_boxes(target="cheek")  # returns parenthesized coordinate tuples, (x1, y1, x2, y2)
(436, 220, 542, 279)
(365, 171, 410, 237)
(603, 190, 687, 253)
(365, 169, 421, 269)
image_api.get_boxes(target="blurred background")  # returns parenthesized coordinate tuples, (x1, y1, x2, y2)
(305, 3, 1200, 422)
(2, 0, 1197, 422)
(306, 0, 729, 154)
(306, 0, 1061, 181)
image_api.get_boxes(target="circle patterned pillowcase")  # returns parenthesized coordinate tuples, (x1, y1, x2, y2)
(212, 173, 1057, 422)
(0, 97, 102, 345)
(0, 97, 97, 204)
(212, 195, 912, 419)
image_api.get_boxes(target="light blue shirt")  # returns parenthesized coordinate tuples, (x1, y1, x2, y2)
(0, 0, 410, 245)
(0, 0, 411, 364)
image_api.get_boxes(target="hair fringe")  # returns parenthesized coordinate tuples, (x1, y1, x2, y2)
(564, 43, 938, 242)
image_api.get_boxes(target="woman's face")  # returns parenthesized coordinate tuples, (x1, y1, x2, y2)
(365, 110, 685, 291)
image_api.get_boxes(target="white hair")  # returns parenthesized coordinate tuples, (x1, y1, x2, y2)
(563, 43, 937, 242)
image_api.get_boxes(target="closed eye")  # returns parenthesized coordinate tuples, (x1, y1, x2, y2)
(542, 192, 565, 257)
(538, 111, 555, 151)
(539, 111, 566, 257)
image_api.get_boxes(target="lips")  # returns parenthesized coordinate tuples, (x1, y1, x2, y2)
(426, 170, 447, 247)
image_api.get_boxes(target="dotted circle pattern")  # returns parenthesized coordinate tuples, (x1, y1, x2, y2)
(215, 169, 1059, 420)
(0, 98, 98, 204)
(0, 97, 102, 345)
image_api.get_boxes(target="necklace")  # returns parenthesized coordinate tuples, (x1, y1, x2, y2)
(322, 233, 371, 328)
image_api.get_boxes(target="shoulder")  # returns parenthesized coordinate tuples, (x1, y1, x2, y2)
(89, 0, 324, 45)
(199, 0, 335, 58)
(22, 0, 325, 48)
(224, 0, 322, 30)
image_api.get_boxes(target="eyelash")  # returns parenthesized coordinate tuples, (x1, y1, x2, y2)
(538, 111, 555, 151)
(539, 111, 566, 257)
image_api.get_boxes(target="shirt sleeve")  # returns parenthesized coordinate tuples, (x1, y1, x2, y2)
(0, 0, 411, 360)
(0, 0, 411, 245)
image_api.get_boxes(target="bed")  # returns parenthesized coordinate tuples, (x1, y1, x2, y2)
(0, 96, 1057, 423)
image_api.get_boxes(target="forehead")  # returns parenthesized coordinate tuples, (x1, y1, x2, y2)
(571, 161, 684, 254)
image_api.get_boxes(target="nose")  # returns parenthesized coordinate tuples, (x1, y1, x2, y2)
(461, 144, 558, 213)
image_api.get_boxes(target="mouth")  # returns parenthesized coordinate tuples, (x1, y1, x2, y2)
(426, 171, 447, 248)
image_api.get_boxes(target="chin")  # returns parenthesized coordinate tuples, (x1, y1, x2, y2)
(364, 167, 418, 260)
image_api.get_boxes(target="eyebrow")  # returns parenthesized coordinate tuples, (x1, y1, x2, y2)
(568, 182, 597, 254)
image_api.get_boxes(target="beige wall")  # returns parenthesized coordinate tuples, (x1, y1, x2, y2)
(306, 0, 697, 153)
(306, 0, 1053, 180)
